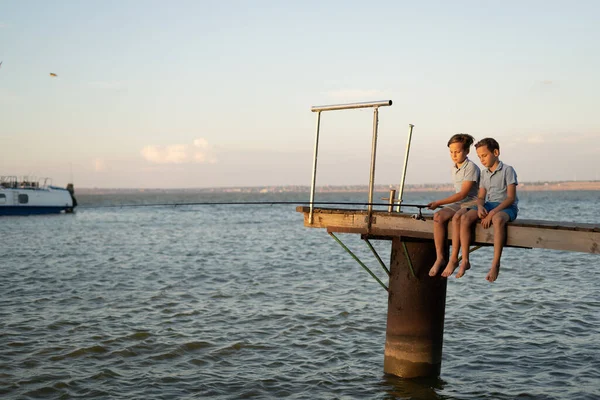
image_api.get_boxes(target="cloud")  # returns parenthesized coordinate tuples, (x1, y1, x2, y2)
(0, 22, 7, 29)
(94, 158, 107, 172)
(325, 89, 385, 101)
(557, 132, 599, 144)
(514, 132, 599, 146)
(512, 134, 546, 145)
(526, 135, 545, 144)
(141, 138, 217, 164)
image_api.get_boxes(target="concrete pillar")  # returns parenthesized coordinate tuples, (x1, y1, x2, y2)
(384, 237, 448, 378)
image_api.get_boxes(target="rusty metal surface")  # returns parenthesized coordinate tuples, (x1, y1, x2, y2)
(383, 237, 447, 378)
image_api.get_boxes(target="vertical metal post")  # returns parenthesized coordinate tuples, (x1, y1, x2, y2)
(309, 111, 322, 224)
(387, 189, 396, 212)
(368, 107, 380, 219)
(395, 124, 414, 212)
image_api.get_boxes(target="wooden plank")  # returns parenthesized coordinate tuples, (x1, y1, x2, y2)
(327, 226, 433, 239)
(298, 207, 600, 254)
(506, 226, 599, 253)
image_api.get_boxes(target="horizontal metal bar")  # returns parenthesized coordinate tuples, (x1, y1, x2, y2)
(311, 100, 392, 112)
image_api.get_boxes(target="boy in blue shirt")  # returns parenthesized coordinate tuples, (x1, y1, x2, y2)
(456, 138, 518, 282)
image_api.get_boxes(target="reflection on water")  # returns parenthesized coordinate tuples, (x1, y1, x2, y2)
(380, 375, 446, 400)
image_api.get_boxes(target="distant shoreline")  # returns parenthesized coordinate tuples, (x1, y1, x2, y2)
(75, 181, 600, 194)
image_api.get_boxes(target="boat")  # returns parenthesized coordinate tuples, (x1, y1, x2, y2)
(0, 176, 77, 216)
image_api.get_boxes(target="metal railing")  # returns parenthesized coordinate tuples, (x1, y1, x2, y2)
(396, 124, 414, 212)
(308, 100, 393, 224)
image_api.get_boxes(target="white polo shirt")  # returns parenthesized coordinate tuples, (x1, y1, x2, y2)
(452, 158, 480, 200)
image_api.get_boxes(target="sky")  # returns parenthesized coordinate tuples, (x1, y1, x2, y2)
(1, 0, 599, 188)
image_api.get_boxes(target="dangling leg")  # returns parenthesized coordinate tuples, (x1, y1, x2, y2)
(429, 208, 455, 276)
(456, 209, 479, 278)
(486, 212, 510, 282)
(442, 208, 468, 277)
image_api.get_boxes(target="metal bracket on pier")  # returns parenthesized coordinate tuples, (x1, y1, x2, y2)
(457, 245, 484, 262)
(401, 240, 417, 279)
(328, 232, 389, 292)
(363, 238, 390, 276)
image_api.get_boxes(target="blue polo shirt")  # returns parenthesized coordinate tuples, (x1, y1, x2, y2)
(452, 158, 480, 199)
(481, 161, 519, 207)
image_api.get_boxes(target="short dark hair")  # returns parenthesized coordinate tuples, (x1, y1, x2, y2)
(447, 133, 475, 149)
(475, 138, 500, 152)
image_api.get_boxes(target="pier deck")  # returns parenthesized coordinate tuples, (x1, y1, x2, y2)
(297, 206, 600, 254)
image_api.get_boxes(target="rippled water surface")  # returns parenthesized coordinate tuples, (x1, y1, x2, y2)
(1, 191, 599, 399)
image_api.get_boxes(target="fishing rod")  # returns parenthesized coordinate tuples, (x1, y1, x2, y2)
(79, 201, 435, 210)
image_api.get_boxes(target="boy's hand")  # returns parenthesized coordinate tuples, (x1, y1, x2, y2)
(477, 206, 488, 219)
(427, 201, 439, 210)
(481, 214, 493, 229)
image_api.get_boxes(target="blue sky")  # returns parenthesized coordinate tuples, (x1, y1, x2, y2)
(1, 1, 599, 188)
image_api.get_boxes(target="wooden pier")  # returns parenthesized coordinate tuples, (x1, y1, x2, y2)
(299, 98, 600, 378)
(298, 207, 600, 254)
(297, 206, 600, 378)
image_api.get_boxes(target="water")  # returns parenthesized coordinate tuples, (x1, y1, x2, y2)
(1, 191, 599, 399)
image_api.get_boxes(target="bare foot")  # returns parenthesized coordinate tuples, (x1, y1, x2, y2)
(455, 260, 471, 278)
(441, 259, 459, 278)
(428, 258, 446, 277)
(486, 264, 500, 282)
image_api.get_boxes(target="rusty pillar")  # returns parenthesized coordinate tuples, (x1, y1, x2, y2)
(384, 237, 447, 378)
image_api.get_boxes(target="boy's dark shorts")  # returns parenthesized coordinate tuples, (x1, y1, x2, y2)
(467, 202, 518, 221)
(484, 201, 518, 221)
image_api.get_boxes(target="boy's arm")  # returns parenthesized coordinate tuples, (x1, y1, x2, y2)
(476, 187, 487, 218)
(487, 184, 517, 218)
(427, 180, 476, 209)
